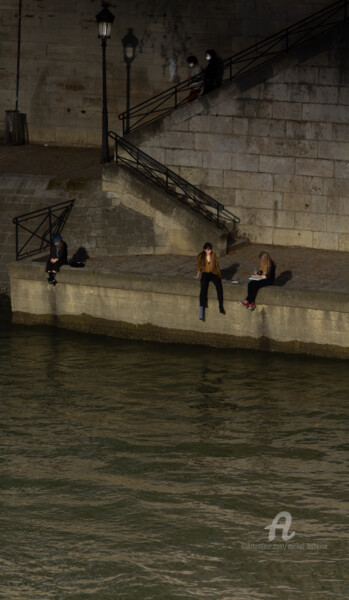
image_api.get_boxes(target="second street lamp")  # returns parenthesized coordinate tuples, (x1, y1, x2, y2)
(96, 7, 115, 163)
(122, 28, 138, 134)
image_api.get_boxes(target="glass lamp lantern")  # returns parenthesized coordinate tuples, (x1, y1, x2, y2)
(96, 8, 115, 40)
(122, 28, 138, 64)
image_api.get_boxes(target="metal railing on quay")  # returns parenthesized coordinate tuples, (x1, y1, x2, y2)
(12, 199, 75, 261)
(118, 0, 348, 134)
(109, 131, 239, 230)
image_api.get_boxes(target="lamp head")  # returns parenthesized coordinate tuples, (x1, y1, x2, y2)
(96, 7, 115, 40)
(122, 28, 139, 63)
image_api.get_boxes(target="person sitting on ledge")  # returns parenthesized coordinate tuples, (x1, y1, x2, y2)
(46, 233, 68, 285)
(195, 241, 225, 320)
(240, 251, 276, 311)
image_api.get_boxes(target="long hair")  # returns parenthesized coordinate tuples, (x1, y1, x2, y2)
(201, 241, 212, 257)
(198, 242, 213, 268)
(259, 251, 274, 275)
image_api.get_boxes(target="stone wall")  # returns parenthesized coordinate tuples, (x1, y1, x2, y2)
(0, 0, 330, 145)
(133, 22, 349, 251)
(9, 261, 349, 359)
(0, 170, 227, 295)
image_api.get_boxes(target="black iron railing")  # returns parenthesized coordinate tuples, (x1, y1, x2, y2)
(13, 199, 75, 261)
(118, 0, 348, 134)
(109, 131, 239, 230)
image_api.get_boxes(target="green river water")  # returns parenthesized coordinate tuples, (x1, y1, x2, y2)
(0, 322, 348, 600)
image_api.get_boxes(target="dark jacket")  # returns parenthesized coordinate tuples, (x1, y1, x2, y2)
(46, 241, 68, 272)
(203, 50, 224, 94)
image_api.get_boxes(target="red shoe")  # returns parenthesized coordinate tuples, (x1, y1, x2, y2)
(248, 302, 255, 310)
(240, 300, 249, 308)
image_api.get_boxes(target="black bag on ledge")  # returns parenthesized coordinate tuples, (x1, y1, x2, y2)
(70, 247, 89, 268)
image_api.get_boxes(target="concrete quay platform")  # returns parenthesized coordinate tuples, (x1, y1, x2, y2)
(9, 249, 349, 359)
(3, 144, 349, 357)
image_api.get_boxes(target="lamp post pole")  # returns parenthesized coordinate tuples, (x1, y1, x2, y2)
(126, 59, 131, 134)
(96, 8, 115, 164)
(122, 29, 138, 135)
(101, 37, 109, 163)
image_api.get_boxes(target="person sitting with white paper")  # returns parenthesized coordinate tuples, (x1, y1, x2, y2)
(240, 251, 276, 310)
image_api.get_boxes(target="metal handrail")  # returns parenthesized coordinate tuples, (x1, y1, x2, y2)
(118, 0, 348, 134)
(12, 199, 75, 261)
(108, 131, 239, 230)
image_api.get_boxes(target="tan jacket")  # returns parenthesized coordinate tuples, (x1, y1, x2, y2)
(197, 252, 221, 278)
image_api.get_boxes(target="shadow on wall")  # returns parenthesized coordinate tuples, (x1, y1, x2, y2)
(274, 270, 293, 287)
(221, 262, 239, 279)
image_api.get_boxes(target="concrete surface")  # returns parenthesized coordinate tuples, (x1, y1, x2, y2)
(9, 261, 349, 359)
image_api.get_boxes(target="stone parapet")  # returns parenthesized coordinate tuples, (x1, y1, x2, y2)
(9, 262, 349, 359)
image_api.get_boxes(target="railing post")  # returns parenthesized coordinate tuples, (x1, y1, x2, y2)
(48, 207, 52, 242)
(114, 136, 118, 164)
(15, 218, 19, 261)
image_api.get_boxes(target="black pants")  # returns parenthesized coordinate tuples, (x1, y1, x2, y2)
(247, 279, 273, 304)
(200, 273, 223, 308)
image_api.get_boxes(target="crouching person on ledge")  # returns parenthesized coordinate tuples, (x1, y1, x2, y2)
(195, 242, 225, 321)
(46, 233, 68, 285)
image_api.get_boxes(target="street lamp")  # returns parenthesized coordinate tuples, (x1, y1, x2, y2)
(96, 7, 115, 163)
(122, 28, 138, 134)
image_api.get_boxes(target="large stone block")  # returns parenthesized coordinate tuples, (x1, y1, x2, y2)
(294, 212, 327, 231)
(188, 115, 211, 133)
(273, 228, 313, 246)
(236, 224, 274, 245)
(334, 161, 349, 179)
(274, 174, 323, 195)
(285, 120, 332, 140)
(339, 233, 349, 251)
(203, 152, 231, 170)
(223, 171, 273, 191)
(295, 158, 334, 178)
(327, 214, 349, 234)
(302, 103, 348, 123)
(272, 101, 302, 120)
(248, 118, 285, 137)
(194, 132, 243, 153)
(318, 141, 349, 161)
(313, 231, 339, 250)
(144, 131, 195, 150)
(259, 155, 295, 174)
(255, 209, 294, 229)
(209, 116, 233, 135)
(231, 153, 259, 172)
(232, 117, 249, 135)
(165, 148, 203, 168)
(318, 67, 342, 85)
(323, 178, 349, 197)
(235, 189, 283, 209)
(268, 138, 317, 158)
(333, 123, 349, 141)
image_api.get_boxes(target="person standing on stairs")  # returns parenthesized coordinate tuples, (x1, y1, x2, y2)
(195, 242, 225, 320)
(186, 55, 203, 102)
(202, 49, 224, 95)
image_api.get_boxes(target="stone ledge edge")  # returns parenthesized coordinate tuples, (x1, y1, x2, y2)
(8, 262, 349, 314)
